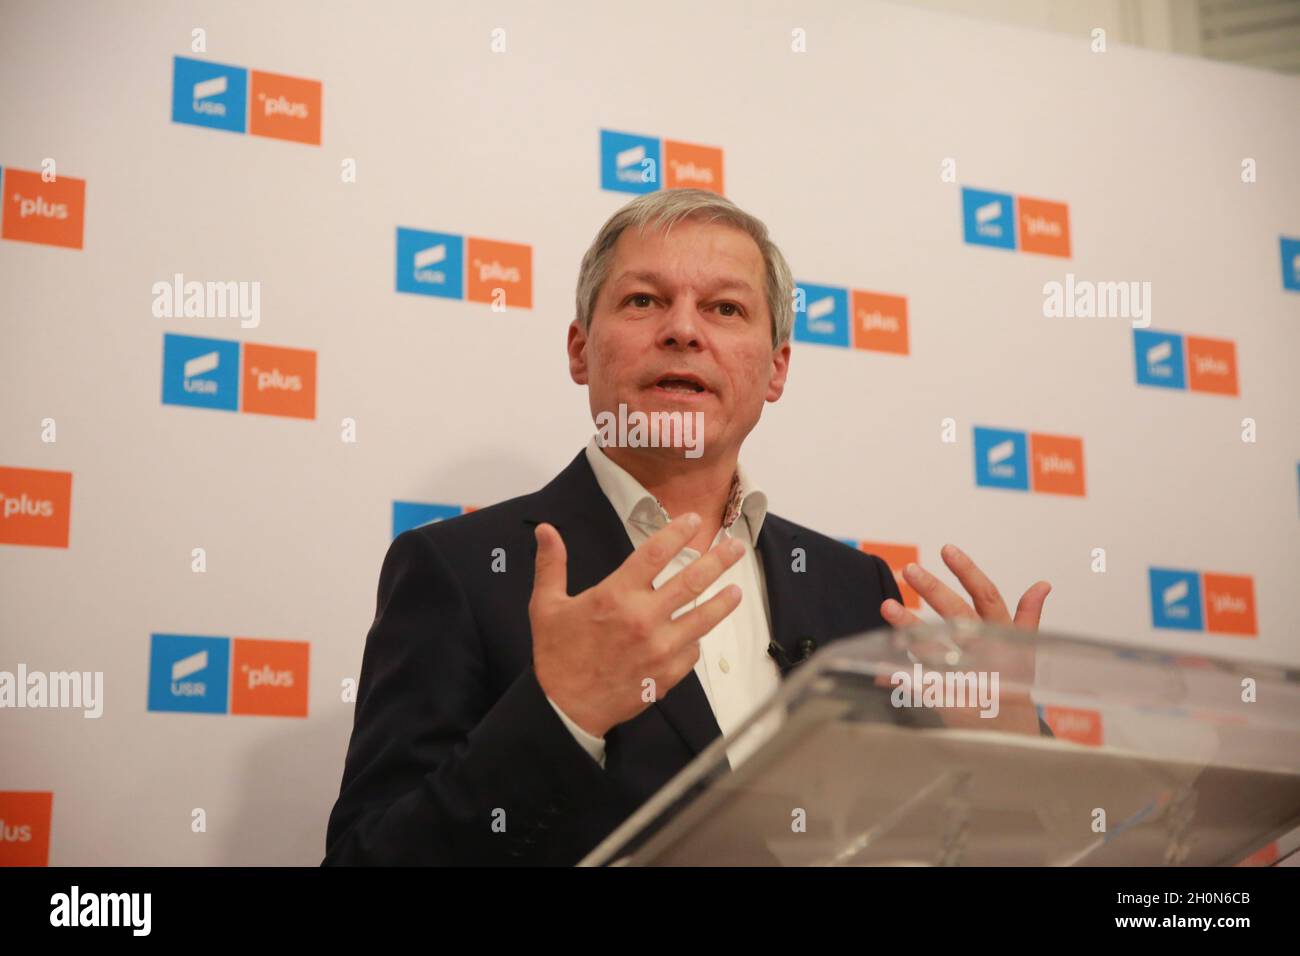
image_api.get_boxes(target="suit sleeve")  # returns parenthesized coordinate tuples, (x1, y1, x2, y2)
(871, 554, 904, 607)
(323, 529, 623, 865)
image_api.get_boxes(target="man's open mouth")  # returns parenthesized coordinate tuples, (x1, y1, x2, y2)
(651, 374, 708, 394)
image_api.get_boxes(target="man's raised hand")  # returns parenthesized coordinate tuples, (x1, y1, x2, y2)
(878, 543, 1049, 735)
(530, 512, 746, 739)
(880, 544, 1051, 632)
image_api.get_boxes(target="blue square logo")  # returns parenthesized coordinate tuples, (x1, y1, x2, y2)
(1281, 236, 1300, 292)
(162, 333, 240, 411)
(396, 228, 463, 299)
(1149, 568, 1203, 631)
(392, 501, 463, 538)
(600, 129, 661, 194)
(974, 426, 1029, 491)
(1133, 329, 1186, 389)
(171, 56, 247, 133)
(148, 634, 230, 714)
(793, 283, 850, 348)
(962, 187, 1016, 250)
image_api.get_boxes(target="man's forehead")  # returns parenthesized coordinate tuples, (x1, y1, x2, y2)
(610, 268, 758, 295)
(608, 222, 764, 293)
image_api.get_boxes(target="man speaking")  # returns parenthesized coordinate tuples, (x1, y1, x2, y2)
(323, 188, 1052, 865)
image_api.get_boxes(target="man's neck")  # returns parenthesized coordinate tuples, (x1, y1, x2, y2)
(599, 444, 739, 552)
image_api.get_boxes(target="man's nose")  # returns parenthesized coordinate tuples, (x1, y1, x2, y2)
(656, 297, 703, 350)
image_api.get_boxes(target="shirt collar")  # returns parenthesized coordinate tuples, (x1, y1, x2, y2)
(584, 436, 768, 546)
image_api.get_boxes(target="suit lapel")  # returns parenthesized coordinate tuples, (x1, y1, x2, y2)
(653, 666, 723, 759)
(524, 454, 635, 596)
(524, 451, 724, 760)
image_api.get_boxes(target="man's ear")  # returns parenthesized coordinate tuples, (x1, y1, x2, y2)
(567, 320, 589, 385)
(765, 340, 791, 402)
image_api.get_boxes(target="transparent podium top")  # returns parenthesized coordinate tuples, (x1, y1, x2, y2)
(581, 623, 1300, 867)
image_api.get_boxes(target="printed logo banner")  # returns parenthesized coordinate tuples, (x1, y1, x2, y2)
(0, 466, 73, 548)
(0, 791, 54, 866)
(1, 167, 86, 249)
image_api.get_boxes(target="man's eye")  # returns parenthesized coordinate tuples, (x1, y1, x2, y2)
(626, 294, 655, 308)
(716, 302, 744, 317)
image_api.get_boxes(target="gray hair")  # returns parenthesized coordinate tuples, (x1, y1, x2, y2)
(574, 188, 794, 347)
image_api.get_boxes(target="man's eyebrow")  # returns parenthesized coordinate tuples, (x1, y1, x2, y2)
(611, 271, 758, 296)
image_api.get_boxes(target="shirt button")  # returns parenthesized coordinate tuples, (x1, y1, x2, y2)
(719, 657, 731, 674)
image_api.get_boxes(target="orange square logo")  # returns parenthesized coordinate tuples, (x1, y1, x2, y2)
(851, 291, 909, 355)
(663, 140, 724, 194)
(2, 168, 85, 249)
(248, 70, 322, 145)
(1041, 707, 1102, 746)
(1029, 433, 1085, 496)
(1202, 573, 1257, 636)
(860, 541, 920, 609)
(1017, 196, 1070, 258)
(241, 343, 316, 419)
(1186, 336, 1239, 396)
(230, 638, 309, 717)
(466, 237, 532, 309)
(0, 466, 72, 548)
(0, 791, 53, 866)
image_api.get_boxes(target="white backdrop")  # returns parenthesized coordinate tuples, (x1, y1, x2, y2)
(1, 0, 1297, 865)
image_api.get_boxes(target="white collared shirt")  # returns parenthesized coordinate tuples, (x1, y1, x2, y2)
(544, 438, 785, 770)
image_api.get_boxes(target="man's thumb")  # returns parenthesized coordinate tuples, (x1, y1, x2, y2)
(531, 523, 568, 599)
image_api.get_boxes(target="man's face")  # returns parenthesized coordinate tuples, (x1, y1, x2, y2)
(568, 217, 791, 463)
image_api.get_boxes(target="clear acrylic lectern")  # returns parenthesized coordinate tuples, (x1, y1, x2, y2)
(580, 623, 1300, 866)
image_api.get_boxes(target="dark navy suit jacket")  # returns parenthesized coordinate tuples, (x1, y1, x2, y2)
(323, 450, 905, 865)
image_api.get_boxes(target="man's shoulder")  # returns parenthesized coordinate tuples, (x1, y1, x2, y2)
(396, 451, 592, 553)
(400, 490, 538, 552)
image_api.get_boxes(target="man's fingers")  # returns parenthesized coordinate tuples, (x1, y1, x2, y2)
(663, 583, 742, 652)
(653, 535, 747, 615)
(618, 512, 703, 588)
(530, 523, 569, 602)
(880, 598, 921, 629)
(901, 562, 978, 621)
(1013, 581, 1052, 631)
(940, 544, 1012, 624)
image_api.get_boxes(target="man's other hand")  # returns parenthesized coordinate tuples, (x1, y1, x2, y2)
(879, 543, 1050, 632)
(878, 544, 1050, 736)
